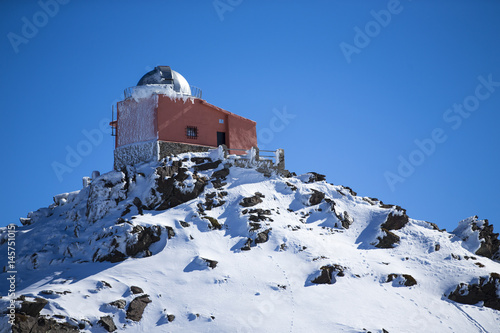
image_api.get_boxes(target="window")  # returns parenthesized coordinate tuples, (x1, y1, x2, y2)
(186, 126, 198, 139)
(219, 119, 224, 124)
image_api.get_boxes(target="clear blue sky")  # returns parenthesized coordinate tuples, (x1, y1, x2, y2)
(1, 0, 499, 232)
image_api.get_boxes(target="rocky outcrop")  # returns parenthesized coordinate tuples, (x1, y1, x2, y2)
(98, 316, 117, 332)
(126, 295, 152, 322)
(13, 314, 79, 333)
(448, 273, 500, 310)
(376, 210, 409, 249)
(386, 274, 417, 287)
(239, 192, 265, 207)
(309, 190, 325, 206)
(311, 264, 346, 285)
(126, 226, 162, 257)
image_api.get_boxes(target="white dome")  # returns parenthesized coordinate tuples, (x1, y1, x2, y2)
(171, 70, 191, 96)
(137, 66, 191, 96)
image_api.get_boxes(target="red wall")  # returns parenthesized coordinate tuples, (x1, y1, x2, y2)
(115, 94, 257, 151)
(156, 96, 257, 150)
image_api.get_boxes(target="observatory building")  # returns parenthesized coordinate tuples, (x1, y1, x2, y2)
(111, 66, 258, 170)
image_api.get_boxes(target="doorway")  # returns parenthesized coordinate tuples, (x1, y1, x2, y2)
(217, 132, 226, 146)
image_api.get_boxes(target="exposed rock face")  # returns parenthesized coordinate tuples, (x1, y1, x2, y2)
(309, 190, 325, 206)
(109, 299, 126, 309)
(448, 273, 500, 310)
(376, 229, 400, 249)
(311, 265, 346, 285)
(155, 163, 208, 210)
(126, 226, 162, 257)
(255, 229, 271, 244)
(13, 315, 79, 333)
(201, 257, 218, 269)
(99, 315, 117, 332)
(453, 216, 500, 261)
(126, 295, 152, 322)
(386, 274, 417, 287)
(305, 172, 326, 183)
(130, 286, 144, 294)
(17, 297, 48, 317)
(239, 192, 265, 207)
(376, 210, 409, 248)
(381, 211, 409, 231)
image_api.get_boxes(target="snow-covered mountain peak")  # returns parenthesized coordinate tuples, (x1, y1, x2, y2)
(1, 150, 499, 332)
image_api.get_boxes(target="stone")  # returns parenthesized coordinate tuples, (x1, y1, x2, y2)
(109, 299, 127, 309)
(13, 314, 79, 333)
(375, 229, 400, 249)
(387, 274, 417, 287)
(381, 211, 409, 231)
(126, 226, 162, 257)
(201, 258, 218, 269)
(212, 167, 230, 180)
(130, 286, 144, 294)
(126, 295, 152, 322)
(305, 172, 326, 183)
(311, 265, 346, 284)
(98, 316, 117, 332)
(308, 190, 325, 206)
(448, 273, 500, 310)
(255, 229, 271, 244)
(241, 238, 252, 251)
(132, 197, 144, 215)
(194, 160, 222, 171)
(165, 226, 175, 239)
(239, 192, 265, 207)
(167, 314, 175, 322)
(17, 297, 48, 317)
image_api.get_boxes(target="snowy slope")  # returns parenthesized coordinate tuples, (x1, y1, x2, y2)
(1, 150, 499, 333)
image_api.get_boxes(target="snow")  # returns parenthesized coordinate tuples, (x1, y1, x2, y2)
(0, 150, 499, 332)
(129, 84, 195, 104)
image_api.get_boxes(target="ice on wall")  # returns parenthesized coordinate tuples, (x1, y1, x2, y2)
(117, 95, 158, 147)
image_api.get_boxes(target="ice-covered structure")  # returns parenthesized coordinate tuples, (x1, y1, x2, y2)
(110, 66, 258, 170)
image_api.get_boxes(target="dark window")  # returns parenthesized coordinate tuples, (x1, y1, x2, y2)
(186, 126, 198, 139)
(217, 132, 226, 146)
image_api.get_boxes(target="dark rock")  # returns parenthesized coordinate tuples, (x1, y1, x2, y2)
(308, 190, 325, 206)
(473, 220, 500, 261)
(155, 165, 208, 210)
(203, 216, 222, 230)
(375, 229, 400, 249)
(95, 250, 126, 263)
(165, 226, 175, 239)
(126, 295, 152, 322)
(427, 222, 441, 231)
(387, 274, 417, 287)
(255, 229, 271, 244)
(340, 185, 357, 196)
(381, 211, 409, 231)
(240, 192, 265, 207)
(130, 286, 144, 294)
(19, 217, 32, 226)
(201, 257, 218, 269)
(179, 221, 190, 228)
(17, 297, 48, 317)
(311, 265, 346, 284)
(109, 299, 126, 309)
(306, 172, 326, 183)
(167, 314, 175, 322)
(126, 226, 162, 257)
(435, 244, 441, 251)
(174, 168, 190, 182)
(194, 160, 222, 171)
(13, 314, 79, 333)
(191, 157, 212, 165)
(247, 208, 272, 222)
(448, 273, 500, 310)
(286, 182, 297, 191)
(98, 316, 117, 332)
(132, 197, 144, 215)
(241, 238, 252, 251)
(212, 167, 230, 180)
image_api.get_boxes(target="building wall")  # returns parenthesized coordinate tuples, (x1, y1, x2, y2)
(227, 113, 258, 152)
(116, 95, 158, 147)
(156, 96, 256, 150)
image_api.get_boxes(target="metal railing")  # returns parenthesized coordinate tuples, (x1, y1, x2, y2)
(123, 85, 202, 99)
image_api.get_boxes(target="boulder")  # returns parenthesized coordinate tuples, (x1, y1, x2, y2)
(309, 190, 325, 206)
(240, 192, 265, 207)
(98, 316, 117, 332)
(126, 226, 162, 257)
(126, 295, 152, 322)
(448, 273, 500, 310)
(130, 286, 144, 294)
(311, 265, 346, 285)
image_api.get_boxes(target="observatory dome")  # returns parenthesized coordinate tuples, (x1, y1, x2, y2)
(137, 66, 191, 96)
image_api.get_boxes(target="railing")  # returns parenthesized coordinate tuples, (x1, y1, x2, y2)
(123, 84, 202, 100)
(224, 146, 285, 170)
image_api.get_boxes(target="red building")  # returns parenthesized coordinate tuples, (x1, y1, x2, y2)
(111, 66, 257, 169)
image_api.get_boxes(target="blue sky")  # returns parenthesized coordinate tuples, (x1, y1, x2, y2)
(1, 0, 499, 232)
